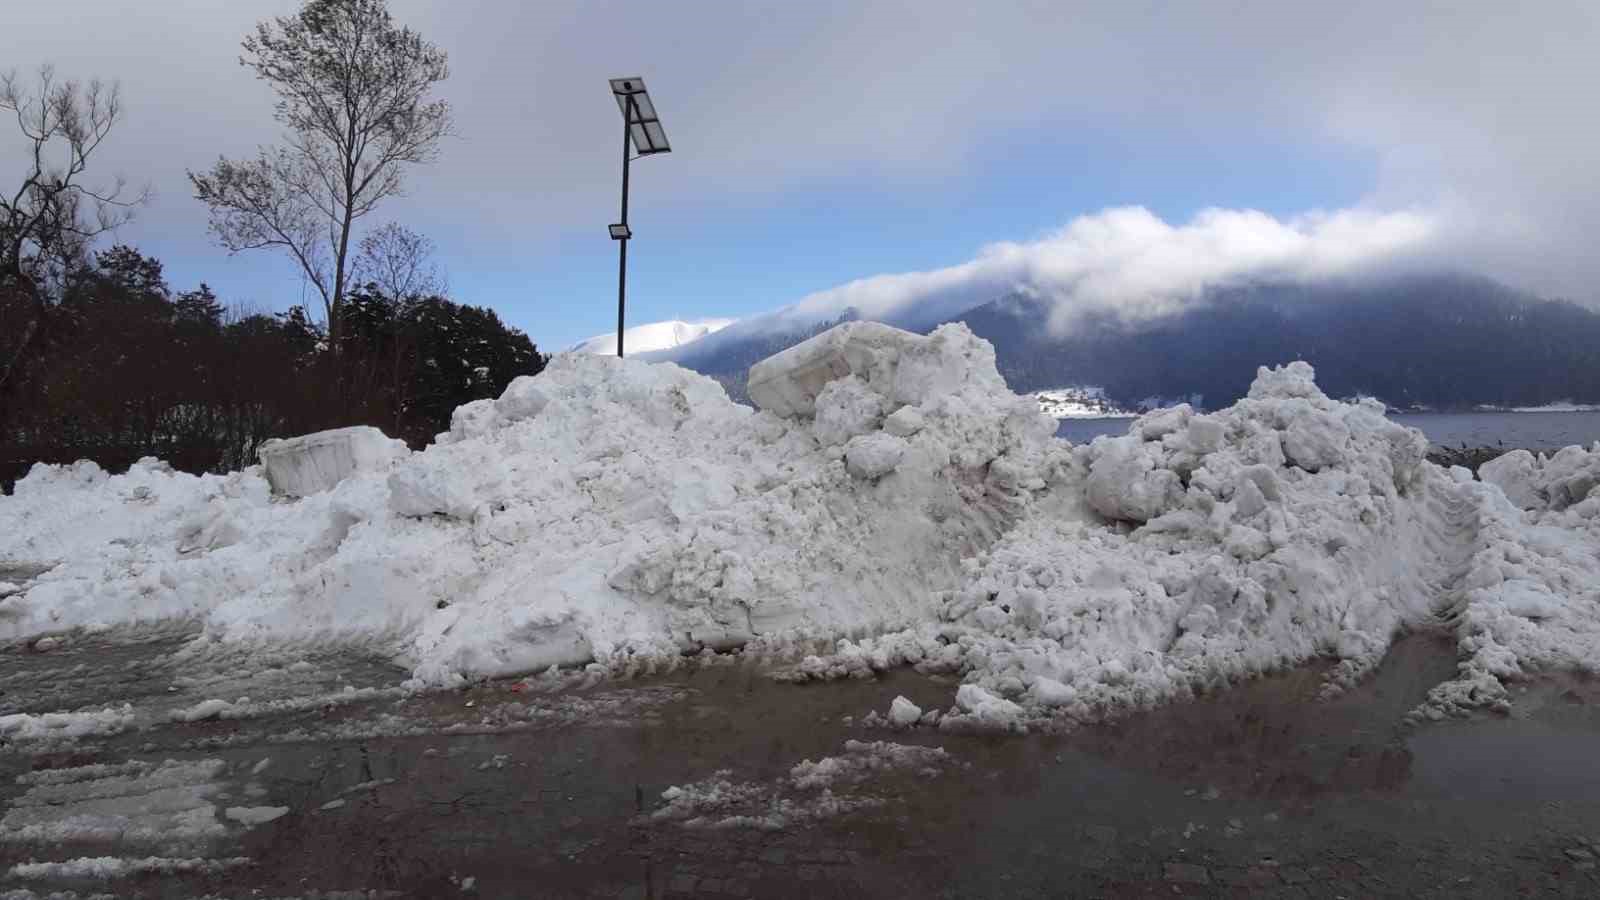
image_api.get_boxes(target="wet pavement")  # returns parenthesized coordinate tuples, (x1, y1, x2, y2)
(1, 625, 1599, 899)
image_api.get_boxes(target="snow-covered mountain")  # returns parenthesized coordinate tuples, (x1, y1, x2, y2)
(648, 273, 1600, 412)
(569, 318, 736, 355)
(1033, 386, 1136, 419)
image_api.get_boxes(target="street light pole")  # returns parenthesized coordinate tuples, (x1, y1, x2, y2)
(616, 96, 632, 358)
(607, 77, 670, 359)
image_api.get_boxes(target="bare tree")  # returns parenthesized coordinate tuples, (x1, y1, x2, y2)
(353, 221, 444, 303)
(1, 65, 146, 392)
(188, 0, 452, 352)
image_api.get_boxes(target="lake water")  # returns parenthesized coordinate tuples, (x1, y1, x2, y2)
(1055, 409, 1600, 450)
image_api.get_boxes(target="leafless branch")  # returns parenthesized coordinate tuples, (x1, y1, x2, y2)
(188, 0, 452, 347)
(1, 64, 149, 390)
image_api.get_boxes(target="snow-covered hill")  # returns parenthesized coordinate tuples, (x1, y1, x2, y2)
(570, 318, 736, 355)
(1033, 386, 1135, 419)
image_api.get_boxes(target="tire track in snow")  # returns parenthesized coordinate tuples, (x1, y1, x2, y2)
(1419, 477, 1486, 627)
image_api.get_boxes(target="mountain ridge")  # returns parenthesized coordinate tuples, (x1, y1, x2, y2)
(650, 272, 1600, 411)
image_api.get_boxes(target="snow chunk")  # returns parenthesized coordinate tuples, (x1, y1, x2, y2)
(170, 698, 233, 722)
(1028, 677, 1077, 707)
(1247, 359, 1322, 400)
(257, 426, 408, 498)
(883, 405, 925, 437)
(1282, 411, 1352, 472)
(1184, 415, 1226, 454)
(943, 684, 1027, 733)
(814, 376, 885, 446)
(1542, 445, 1600, 509)
(887, 695, 923, 728)
(1085, 438, 1182, 523)
(1480, 450, 1544, 510)
(387, 464, 479, 519)
(844, 433, 908, 479)
(443, 398, 498, 444)
(1136, 404, 1192, 441)
(493, 376, 551, 422)
(223, 805, 288, 825)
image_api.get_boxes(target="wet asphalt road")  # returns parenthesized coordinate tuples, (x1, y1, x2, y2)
(2, 624, 1599, 899)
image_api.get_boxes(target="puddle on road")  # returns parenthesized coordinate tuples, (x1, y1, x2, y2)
(4, 630, 1600, 898)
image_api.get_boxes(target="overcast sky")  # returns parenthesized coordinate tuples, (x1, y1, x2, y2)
(3, 1, 1595, 347)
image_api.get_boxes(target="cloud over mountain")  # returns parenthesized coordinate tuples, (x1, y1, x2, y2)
(781, 205, 1439, 335)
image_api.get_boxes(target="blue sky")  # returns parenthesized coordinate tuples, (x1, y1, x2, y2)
(3, 1, 1593, 349)
(495, 124, 1376, 347)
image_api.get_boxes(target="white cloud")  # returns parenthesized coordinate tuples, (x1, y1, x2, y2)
(2, 1, 1596, 312)
(780, 205, 1440, 334)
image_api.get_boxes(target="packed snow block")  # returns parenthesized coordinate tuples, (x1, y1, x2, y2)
(747, 320, 1017, 422)
(747, 321, 918, 418)
(257, 426, 409, 498)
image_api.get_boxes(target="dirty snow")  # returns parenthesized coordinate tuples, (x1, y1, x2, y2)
(0, 759, 228, 848)
(0, 707, 135, 744)
(2, 322, 1598, 728)
(652, 739, 955, 829)
(7, 856, 250, 880)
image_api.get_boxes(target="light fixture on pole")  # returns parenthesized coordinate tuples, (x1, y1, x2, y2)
(608, 77, 671, 358)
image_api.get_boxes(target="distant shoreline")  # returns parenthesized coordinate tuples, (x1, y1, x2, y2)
(1393, 405, 1600, 415)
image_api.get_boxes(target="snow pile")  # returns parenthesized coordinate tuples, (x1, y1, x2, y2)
(2, 322, 1599, 726)
(652, 739, 954, 829)
(1426, 442, 1600, 715)
(798, 362, 1598, 728)
(1479, 445, 1600, 513)
(1, 322, 1058, 690)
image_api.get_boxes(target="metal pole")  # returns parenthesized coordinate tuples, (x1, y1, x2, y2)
(616, 97, 634, 358)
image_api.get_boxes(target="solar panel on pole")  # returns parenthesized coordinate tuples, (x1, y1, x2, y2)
(607, 78, 672, 357)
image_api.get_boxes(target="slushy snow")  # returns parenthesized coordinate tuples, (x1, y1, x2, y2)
(0, 707, 135, 743)
(3, 322, 1599, 728)
(652, 739, 953, 829)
